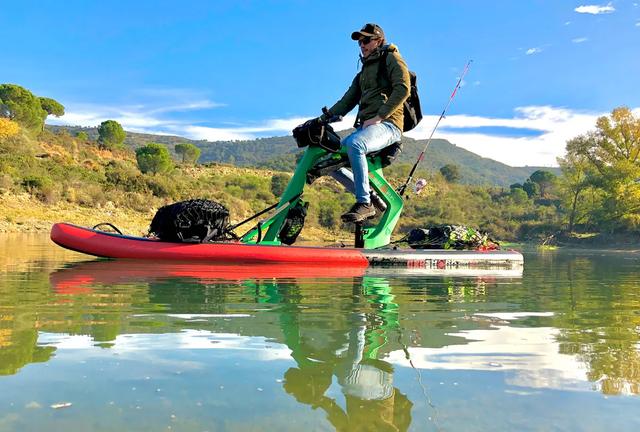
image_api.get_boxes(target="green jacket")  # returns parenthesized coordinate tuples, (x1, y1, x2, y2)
(326, 44, 410, 132)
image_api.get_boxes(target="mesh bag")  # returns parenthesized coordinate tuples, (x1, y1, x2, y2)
(149, 199, 232, 243)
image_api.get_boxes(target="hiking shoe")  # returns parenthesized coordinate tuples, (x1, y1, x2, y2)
(341, 202, 376, 223)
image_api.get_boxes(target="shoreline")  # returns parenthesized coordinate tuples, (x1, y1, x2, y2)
(2, 193, 638, 251)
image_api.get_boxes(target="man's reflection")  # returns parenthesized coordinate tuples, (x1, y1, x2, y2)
(279, 277, 412, 431)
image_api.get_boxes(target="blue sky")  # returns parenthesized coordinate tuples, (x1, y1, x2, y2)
(2, 0, 639, 166)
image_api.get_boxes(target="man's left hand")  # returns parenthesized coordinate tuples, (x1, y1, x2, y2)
(362, 115, 383, 128)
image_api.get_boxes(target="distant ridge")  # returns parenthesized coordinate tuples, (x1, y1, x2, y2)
(50, 125, 560, 187)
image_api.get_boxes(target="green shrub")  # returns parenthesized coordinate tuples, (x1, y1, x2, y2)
(21, 175, 51, 192)
(145, 175, 178, 198)
(37, 182, 60, 204)
(271, 173, 291, 197)
(122, 192, 154, 212)
(318, 199, 340, 228)
(75, 184, 107, 207)
(20, 175, 60, 203)
(104, 160, 146, 192)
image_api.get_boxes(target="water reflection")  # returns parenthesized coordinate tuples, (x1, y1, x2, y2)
(1, 247, 640, 430)
(280, 276, 412, 430)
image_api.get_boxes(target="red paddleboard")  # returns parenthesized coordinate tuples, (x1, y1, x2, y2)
(50, 223, 369, 266)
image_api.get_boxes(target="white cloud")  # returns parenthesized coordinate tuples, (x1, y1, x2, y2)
(404, 106, 605, 167)
(52, 98, 630, 167)
(636, 21, 640, 27)
(178, 125, 255, 141)
(386, 322, 590, 392)
(169, 115, 358, 142)
(51, 97, 222, 128)
(525, 47, 543, 55)
(574, 3, 615, 14)
(572, 37, 589, 43)
(147, 100, 225, 115)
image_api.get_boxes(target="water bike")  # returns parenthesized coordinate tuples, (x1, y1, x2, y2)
(51, 112, 523, 272)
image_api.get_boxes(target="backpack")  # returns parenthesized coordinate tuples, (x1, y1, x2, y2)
(378, 50, 423, 132)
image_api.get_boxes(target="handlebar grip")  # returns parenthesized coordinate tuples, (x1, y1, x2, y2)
(321, 106, 343, 124)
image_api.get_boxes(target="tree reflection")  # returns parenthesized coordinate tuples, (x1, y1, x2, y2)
(538, 252, 640, 395)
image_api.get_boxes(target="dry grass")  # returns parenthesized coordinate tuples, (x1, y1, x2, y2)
(0, 192, 153, 235)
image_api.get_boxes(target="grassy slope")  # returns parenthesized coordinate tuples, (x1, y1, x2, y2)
(0, 128, 352, 242)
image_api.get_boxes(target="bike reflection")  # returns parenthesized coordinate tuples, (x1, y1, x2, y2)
(277, 277, 413, 431)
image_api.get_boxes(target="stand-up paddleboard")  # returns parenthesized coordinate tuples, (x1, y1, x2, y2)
(51, 223, 524, 272)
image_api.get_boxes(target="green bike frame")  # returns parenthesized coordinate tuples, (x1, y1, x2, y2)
(241, 144, 403, 249)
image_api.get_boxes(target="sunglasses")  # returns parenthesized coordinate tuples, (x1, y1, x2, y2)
(358, 36, 378, 45)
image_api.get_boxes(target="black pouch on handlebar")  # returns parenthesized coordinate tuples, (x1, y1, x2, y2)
(292, 119, 342, 153)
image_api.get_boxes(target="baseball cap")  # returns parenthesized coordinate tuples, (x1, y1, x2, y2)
(351, 23, 385, 40)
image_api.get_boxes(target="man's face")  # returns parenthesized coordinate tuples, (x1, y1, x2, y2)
(358, 36, 380, 58)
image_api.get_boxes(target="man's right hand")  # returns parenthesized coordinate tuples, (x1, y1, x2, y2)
(362, 115, 383, 128)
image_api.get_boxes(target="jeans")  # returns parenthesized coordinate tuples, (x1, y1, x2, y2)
(330, 121, 402, 204)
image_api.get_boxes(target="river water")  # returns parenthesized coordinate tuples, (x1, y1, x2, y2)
(1, 234, 639, 431)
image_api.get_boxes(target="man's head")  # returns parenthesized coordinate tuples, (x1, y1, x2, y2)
(351, 23, 385, 58)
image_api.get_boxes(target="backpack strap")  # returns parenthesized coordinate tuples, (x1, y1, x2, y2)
(376, 49, 392, 90)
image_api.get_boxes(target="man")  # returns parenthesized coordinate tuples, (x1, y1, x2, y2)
(321, 23, 410, 222)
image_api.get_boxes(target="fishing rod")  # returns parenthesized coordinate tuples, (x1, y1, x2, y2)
(397, 60, 473, 197)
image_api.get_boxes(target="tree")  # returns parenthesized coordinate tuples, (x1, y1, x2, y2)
(174, 142, 201, 164)
(558, 153, 595, 232)
(566, 107, 640, 174)
(136, 143, 173, 175)
(439, 164, 461, 183)
(529, 170, 557, 197)
(564, 107, 640, 231)
(76, 131, 89, 141)
(522, 179, 540, 198)
(0, 84, 46, 131)
(39, 97, 65, 117)
(97, 120, 126, 150)
(509, 187, 529, 204)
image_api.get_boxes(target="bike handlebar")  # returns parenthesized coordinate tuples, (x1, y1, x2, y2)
(321, 106, 343, 125)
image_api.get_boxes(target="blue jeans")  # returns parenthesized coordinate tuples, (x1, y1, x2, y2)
(330, 121, 402, 204)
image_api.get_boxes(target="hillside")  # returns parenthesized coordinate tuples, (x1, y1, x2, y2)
(2, 123, 569, 242)
(51, 125, 559, 187)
